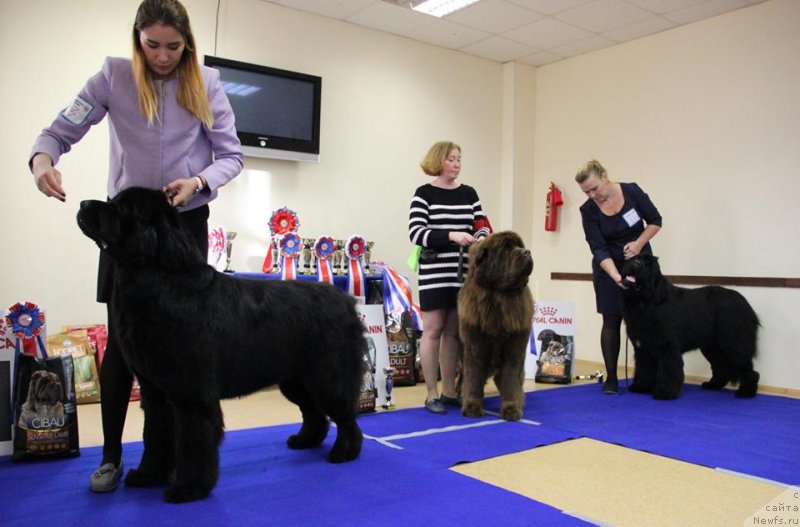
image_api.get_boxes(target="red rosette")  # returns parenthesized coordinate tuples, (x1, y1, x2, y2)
(269, 207, 300, 236)
(346, 235, 366, 260)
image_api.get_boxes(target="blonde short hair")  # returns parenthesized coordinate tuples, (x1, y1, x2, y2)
(420, 141, 461, 176)
(575, 159, 607, 184)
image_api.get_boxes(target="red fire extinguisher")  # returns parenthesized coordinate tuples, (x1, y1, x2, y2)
(545, 182, 563, 232)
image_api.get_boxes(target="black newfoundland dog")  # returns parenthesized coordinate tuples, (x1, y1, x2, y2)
(77, 187, 366, 503)
(620, 254, 759, 400)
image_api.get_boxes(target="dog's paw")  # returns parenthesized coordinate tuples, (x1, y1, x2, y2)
(500, 405, 523, 421)
(461, 402, 484, 418)
(652, 388, 679, 400)
(701, 379, 726, 391)
(286, 426, 328, 450)
(124, 468, 167, 488)
(326, 444, 361, 463)
(163, 484, 210, 504)
(735, 385, 758, 398)
(628, 382, 653, 394)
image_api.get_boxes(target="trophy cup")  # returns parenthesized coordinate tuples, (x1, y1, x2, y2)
(224, 231, 237, 272)
(333, 239, 346, 275)
(364, 241, 375, 274)
(382, 366, 396, 410)
(270, 238, 280, 274)
(301, 237, 314, 275)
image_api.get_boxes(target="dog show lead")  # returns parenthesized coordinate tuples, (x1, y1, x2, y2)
(28, 0, 243, 493)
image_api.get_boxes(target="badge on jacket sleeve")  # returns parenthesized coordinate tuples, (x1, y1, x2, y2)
(61, 95, 93, 125)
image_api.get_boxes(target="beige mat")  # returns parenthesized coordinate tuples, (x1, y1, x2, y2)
(452, 437, 788, 527)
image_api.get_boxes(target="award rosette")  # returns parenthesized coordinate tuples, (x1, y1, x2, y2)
(6, 301, 49, 417)
(267, 207, 300, 275)
(345, 235, 366, 298)
(269, 207, 300, 236)
(6, 301, 47, 355)
(279, 232, 302, 280)
(208, 226, 226, 271)
(314, 236, 336, 284)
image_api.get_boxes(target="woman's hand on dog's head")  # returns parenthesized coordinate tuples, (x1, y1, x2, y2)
(163, 177, 200, 207)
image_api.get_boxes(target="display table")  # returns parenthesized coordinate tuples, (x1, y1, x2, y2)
(233, 272, 383, 301)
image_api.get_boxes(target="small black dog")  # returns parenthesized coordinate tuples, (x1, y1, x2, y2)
(77, 187, 366, 503)
(620, 254, 759, 400)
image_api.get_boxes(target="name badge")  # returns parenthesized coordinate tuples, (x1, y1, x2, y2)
(622, 208, 641, 227)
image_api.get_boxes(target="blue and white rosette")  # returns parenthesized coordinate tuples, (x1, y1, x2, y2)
(345, 235, 366, 299)
(314, 236, 336, 284)
(279, 232, 302, 280)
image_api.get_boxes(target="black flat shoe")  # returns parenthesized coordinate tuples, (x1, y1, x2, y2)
(603, 379, 619, 394)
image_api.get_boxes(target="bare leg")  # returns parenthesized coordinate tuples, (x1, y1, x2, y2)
(439, 308, 461, 399)
(419, 309, 446, 402)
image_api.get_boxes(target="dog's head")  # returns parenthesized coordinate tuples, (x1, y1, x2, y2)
(77, 187, 203, 269)
(26, 370, 63, 406)
(620, 254, 662, 295)
(468, 231, 533, 292)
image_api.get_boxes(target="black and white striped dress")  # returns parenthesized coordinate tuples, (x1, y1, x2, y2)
(408, 183, 486, 312)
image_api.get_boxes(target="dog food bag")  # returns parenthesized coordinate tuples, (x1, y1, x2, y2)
(63, 323, 107, 371)
(359, 336, 378, 413)
(534, 329, 575, 385)
(47, 330, 101, 404)
(384, 311, 417, 386)
(13, 352, 80, 461)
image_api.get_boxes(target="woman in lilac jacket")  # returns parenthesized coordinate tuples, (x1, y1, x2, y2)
(28, 0, 243, 493)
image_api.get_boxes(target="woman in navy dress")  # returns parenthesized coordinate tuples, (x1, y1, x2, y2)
(576, 160, 662, 394)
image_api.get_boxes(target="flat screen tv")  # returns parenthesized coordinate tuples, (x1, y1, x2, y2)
(204, 56, 321, 162)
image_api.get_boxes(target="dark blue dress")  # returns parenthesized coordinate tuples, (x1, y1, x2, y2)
(579, 182, 662, 315)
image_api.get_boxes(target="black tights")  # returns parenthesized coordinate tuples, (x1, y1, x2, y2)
(100, 307, 133, 466)
(601, 314, 622, 382)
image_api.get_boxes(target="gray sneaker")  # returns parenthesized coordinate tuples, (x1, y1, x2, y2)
(90, 462, 123, 492)
(424, 398, 447, 414)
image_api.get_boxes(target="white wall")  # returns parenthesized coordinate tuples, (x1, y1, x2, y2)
(0, 0, 502, 330)
(2, 0, 797, 391)
(529, 0, 800, 391)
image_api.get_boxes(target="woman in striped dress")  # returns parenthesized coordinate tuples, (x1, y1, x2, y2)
(408, 141, 488, 414)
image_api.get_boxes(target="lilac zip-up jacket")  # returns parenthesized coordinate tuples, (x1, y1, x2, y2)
(30, 56, 243, 211)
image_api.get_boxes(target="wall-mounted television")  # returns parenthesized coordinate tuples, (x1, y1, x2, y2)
(204, 55, 321, 162)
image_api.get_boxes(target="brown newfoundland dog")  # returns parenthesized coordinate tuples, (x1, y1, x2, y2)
(458, 231, 534, 421)
(77, 187, 366, 503)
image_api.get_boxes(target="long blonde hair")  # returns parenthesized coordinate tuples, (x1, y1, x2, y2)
(131, 0, 213, 128)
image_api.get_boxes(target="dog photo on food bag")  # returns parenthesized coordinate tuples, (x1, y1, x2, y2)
(17, 370, 66, 430)
(77, 187, 366, 503)
(620, 254, 760, 400)
(458, 232, 534, 421)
